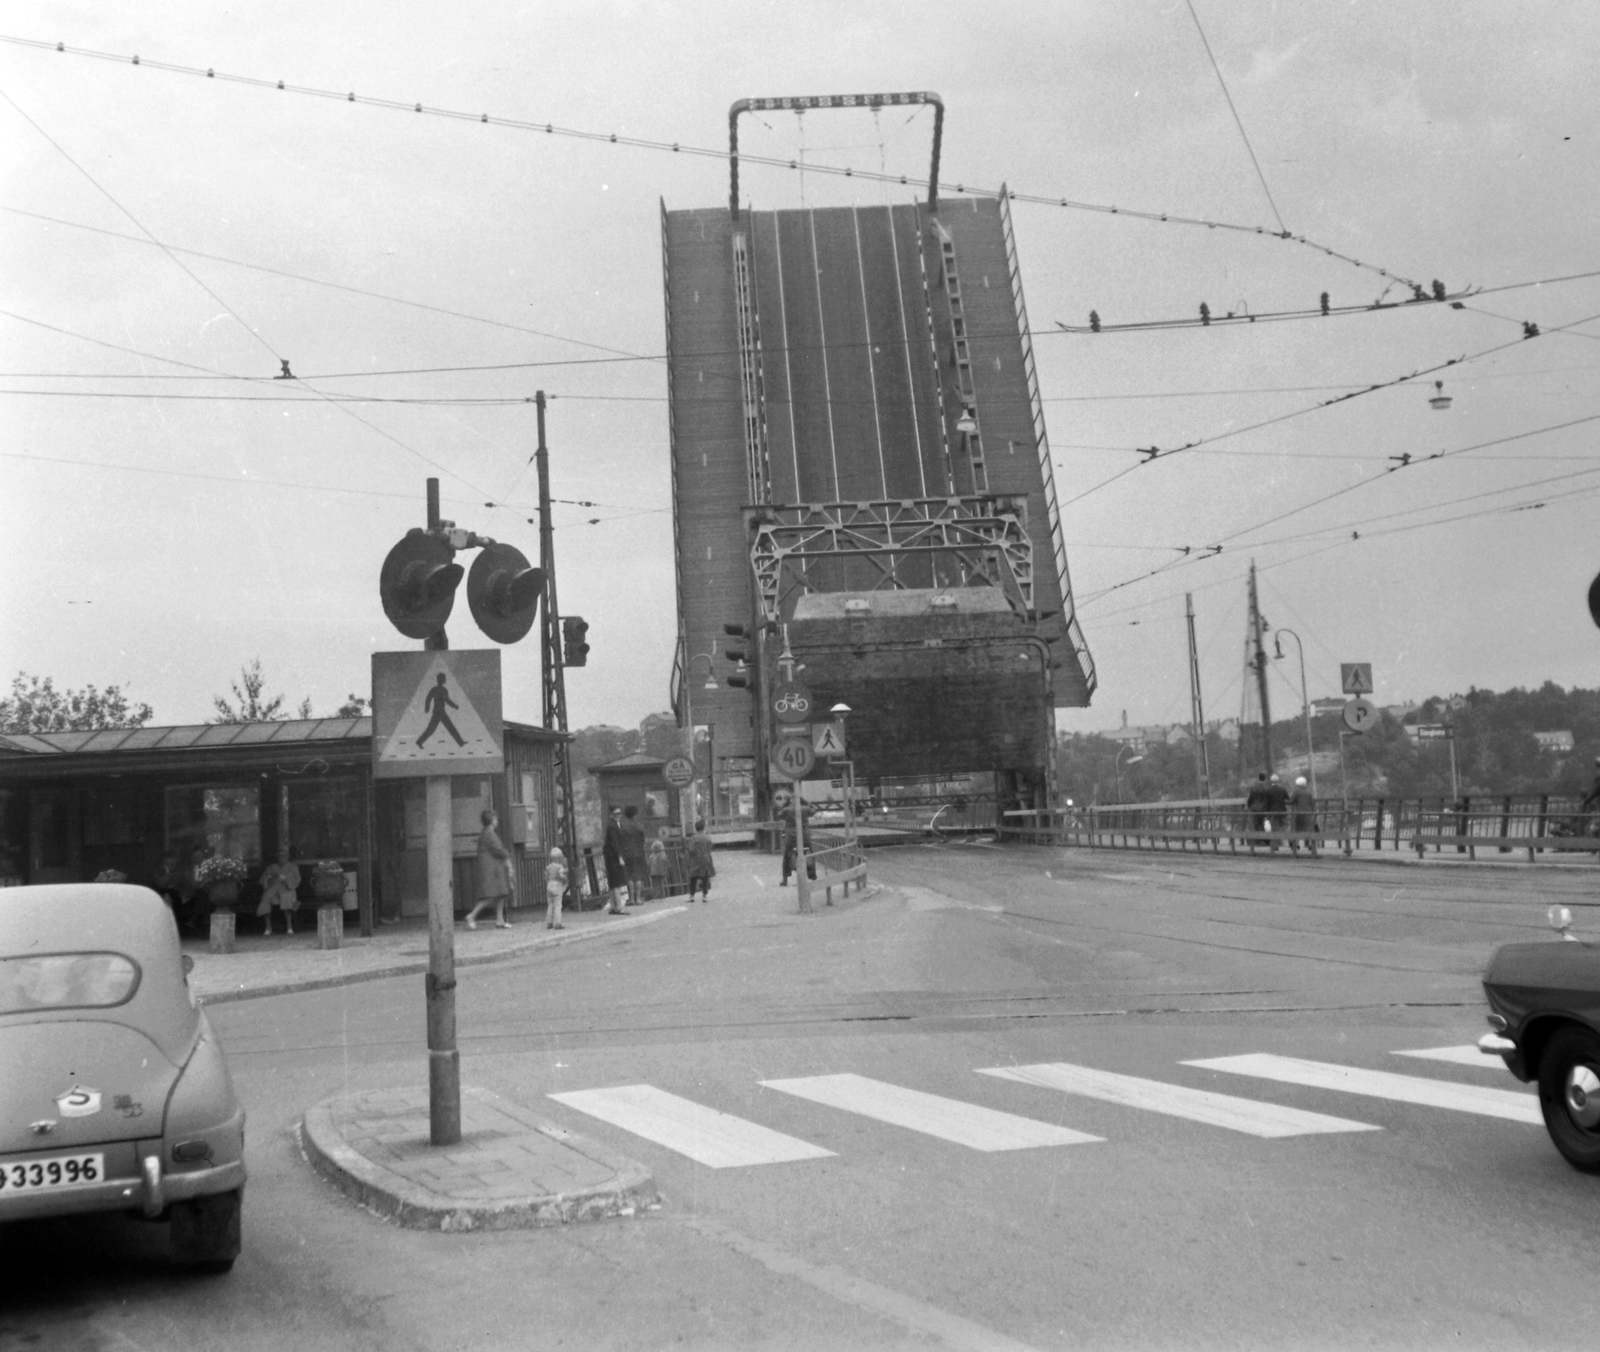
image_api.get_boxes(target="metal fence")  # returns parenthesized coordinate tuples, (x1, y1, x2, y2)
(998, 794, 1600, 861)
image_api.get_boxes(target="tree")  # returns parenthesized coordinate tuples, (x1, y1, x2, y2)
(210, 659, 307, 724)
(334, 694, 369, 718)
(0, 673, 154, 733)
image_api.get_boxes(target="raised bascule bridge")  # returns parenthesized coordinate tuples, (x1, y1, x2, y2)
(664, 92, 1095, 822)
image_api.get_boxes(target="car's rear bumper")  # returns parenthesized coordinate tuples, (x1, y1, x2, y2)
(0, 1156, 245, 1224)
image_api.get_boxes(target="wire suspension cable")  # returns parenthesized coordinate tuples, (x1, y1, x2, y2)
(0, 33, 1420, 287)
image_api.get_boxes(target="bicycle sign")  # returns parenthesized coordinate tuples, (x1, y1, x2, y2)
(771, 681, 813, 725)
(772, 736, 815, 780)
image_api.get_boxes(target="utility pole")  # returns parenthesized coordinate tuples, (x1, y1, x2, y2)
(1185, 593, 1211, 798)
(535, 392, 581, 909)
(422, 478, 456, 1144)
(1248, 561, 1273, 777)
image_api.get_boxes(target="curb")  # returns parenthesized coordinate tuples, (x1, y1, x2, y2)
(302, 1086, 657, 1232)
(196, 906, 687, 1005)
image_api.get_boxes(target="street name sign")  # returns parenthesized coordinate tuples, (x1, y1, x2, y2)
(772, 681, 813, 725)
(662, 756, 697, 788)
(812, 722, 847, 758)
(372, 650, 504, 779)
(1342, 697, 1378, 733)
(1415, 723, 1454, 740)
(772, 737, 816, 780)
(1340, 663, 1374, 695)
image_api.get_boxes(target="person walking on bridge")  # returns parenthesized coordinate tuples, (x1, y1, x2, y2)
(1245, 773, 1271, 848)
(1266, 774, 1290, 853)
(1289, 776, 1319, 858)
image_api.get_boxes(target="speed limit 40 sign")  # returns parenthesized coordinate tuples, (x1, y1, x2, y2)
(772, 737, 815, 780)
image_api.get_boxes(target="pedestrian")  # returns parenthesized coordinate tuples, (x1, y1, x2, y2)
(257, 845, 301, 936)
(1266, 774, 1290, 852)
(1245, 773, 1271, 848)
(465, 809, 514, 929)
(1289, 776, 1318, 857)
(646, 835, 669, 899)
(685, 819, 715, 902)
(603, 805, 628, 913)
(779, 801, 817, 886)
(544, 846, 567, 929)
(620, 805, 649, 905)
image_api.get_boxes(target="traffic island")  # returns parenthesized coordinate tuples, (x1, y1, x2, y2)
(302, 1085, 657, 1231)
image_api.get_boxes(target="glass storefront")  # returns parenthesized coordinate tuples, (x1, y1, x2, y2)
(282, 778, 363, 860)
(164, 784, 261, 868)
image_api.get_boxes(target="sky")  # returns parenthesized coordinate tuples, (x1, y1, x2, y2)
(2, 1, 1597, 736)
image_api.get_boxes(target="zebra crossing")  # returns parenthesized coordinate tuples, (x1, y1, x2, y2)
(545, 1044, 1542, 1168)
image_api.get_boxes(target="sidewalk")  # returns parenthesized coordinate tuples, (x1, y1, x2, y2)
(186, 898, 687, 1005)
(302, 1084, 658, 1232)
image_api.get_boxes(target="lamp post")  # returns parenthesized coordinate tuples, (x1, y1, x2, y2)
(684, 650, 718, 825)
(1113, 745, 1143, 803)
(1273, 629, 1317, 800)
(830, 703, 854, 843)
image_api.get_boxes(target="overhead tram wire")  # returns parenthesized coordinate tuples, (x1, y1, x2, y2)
(1, 32, 1424, 290)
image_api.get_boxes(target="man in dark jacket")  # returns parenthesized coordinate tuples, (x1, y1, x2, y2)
(1245, 773, 1271, 846)
(1288, 776, 1318, 857)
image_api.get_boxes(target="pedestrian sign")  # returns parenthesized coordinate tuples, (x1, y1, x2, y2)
(372, 650, 504, 779)
(813, 722, 847, 758)
(1340, 663, 1373, 695)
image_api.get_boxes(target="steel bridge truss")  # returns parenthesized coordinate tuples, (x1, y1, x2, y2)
(744, 495, 1036, 625)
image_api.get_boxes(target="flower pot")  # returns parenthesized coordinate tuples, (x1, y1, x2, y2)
(208, 879, 240, 910)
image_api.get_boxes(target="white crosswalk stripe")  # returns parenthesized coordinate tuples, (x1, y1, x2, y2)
(1392, 1044, 1506, 1069)
(548, 1084, 835, 1168)
(976, 1062, 1379, 1138)
(760, 1073, 1102, 1151)
(1184, 1054, 1542, 1124)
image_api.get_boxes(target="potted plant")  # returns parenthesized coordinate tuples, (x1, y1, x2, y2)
(311, 859, 348, 904)
(194, 856, 248, 909)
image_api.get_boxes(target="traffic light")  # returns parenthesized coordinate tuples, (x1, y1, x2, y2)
(562, 616, 590, 666)
(722, 621, 753, 688)
(467, 542, 544, 644)
(380, 529, 464, 640)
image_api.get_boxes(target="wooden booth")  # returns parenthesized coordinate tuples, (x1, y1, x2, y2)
(0, 717, 566, 930)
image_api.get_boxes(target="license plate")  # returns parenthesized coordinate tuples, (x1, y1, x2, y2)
(0, 1153, 106, 1193)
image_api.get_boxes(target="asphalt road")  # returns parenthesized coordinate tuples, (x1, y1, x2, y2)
(5, 843, 1599, 1351)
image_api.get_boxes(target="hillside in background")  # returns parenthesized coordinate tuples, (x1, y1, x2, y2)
(1058, 683, 1600, 805)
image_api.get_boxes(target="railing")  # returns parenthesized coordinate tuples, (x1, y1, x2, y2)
(798, 832, 868, 912)
(997, 794, 1600, 861)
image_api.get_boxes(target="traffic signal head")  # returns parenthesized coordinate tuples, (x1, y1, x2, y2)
(467, 542, 544, 644)
(380, 529, 464, 640)
(562, 616, 590, 667)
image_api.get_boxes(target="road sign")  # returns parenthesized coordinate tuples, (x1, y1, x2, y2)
(1449, 696, 1467, 712)
(772, 737, 816, 780)
(1340, 663, 1374, 695)
(813, 722, 847, 758)
(662, 756, 696, 788)
(771, 787, 793, 811)
(1342, 697, 1378, 733)
(1415, 723, 1454, 740)
(772, 681, 813, 725)
(372, 650, 504, 779)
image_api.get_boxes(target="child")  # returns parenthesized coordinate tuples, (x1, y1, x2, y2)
(646, 836, 669, 900)
(545, 847, 568, 929)
(685, 819, 715, 902)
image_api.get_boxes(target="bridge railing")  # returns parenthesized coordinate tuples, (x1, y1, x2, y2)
(798, 831, 868, 912)
(997, 794, 1600, 861)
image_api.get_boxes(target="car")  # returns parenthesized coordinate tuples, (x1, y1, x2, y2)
(1481, 905, 1600, 1172)
(1, 883, 246, 1269)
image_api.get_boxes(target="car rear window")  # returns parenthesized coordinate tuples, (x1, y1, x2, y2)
(0, 953, 141, 1014)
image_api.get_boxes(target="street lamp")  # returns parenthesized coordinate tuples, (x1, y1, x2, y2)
(1273, 629, 1317, 800)
(684, 649, 720, 823)
(1113, 746, 1143, 803)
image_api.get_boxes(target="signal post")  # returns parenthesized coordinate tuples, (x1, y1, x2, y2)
(375, 479, 541, 1146)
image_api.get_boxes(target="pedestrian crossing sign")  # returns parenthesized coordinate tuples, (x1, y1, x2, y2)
(372, 650, 504, 779)
(1340, 663, 1373, 695)
(812, 722, 847, 758)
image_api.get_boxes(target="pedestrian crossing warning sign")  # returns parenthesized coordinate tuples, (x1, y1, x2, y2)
(372, 650, 504, 779)
(1340, 663, 1374, 696)
(812, 722, 847, 758)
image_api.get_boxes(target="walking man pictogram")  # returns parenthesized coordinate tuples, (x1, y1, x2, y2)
(418, 673, 465, 747)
